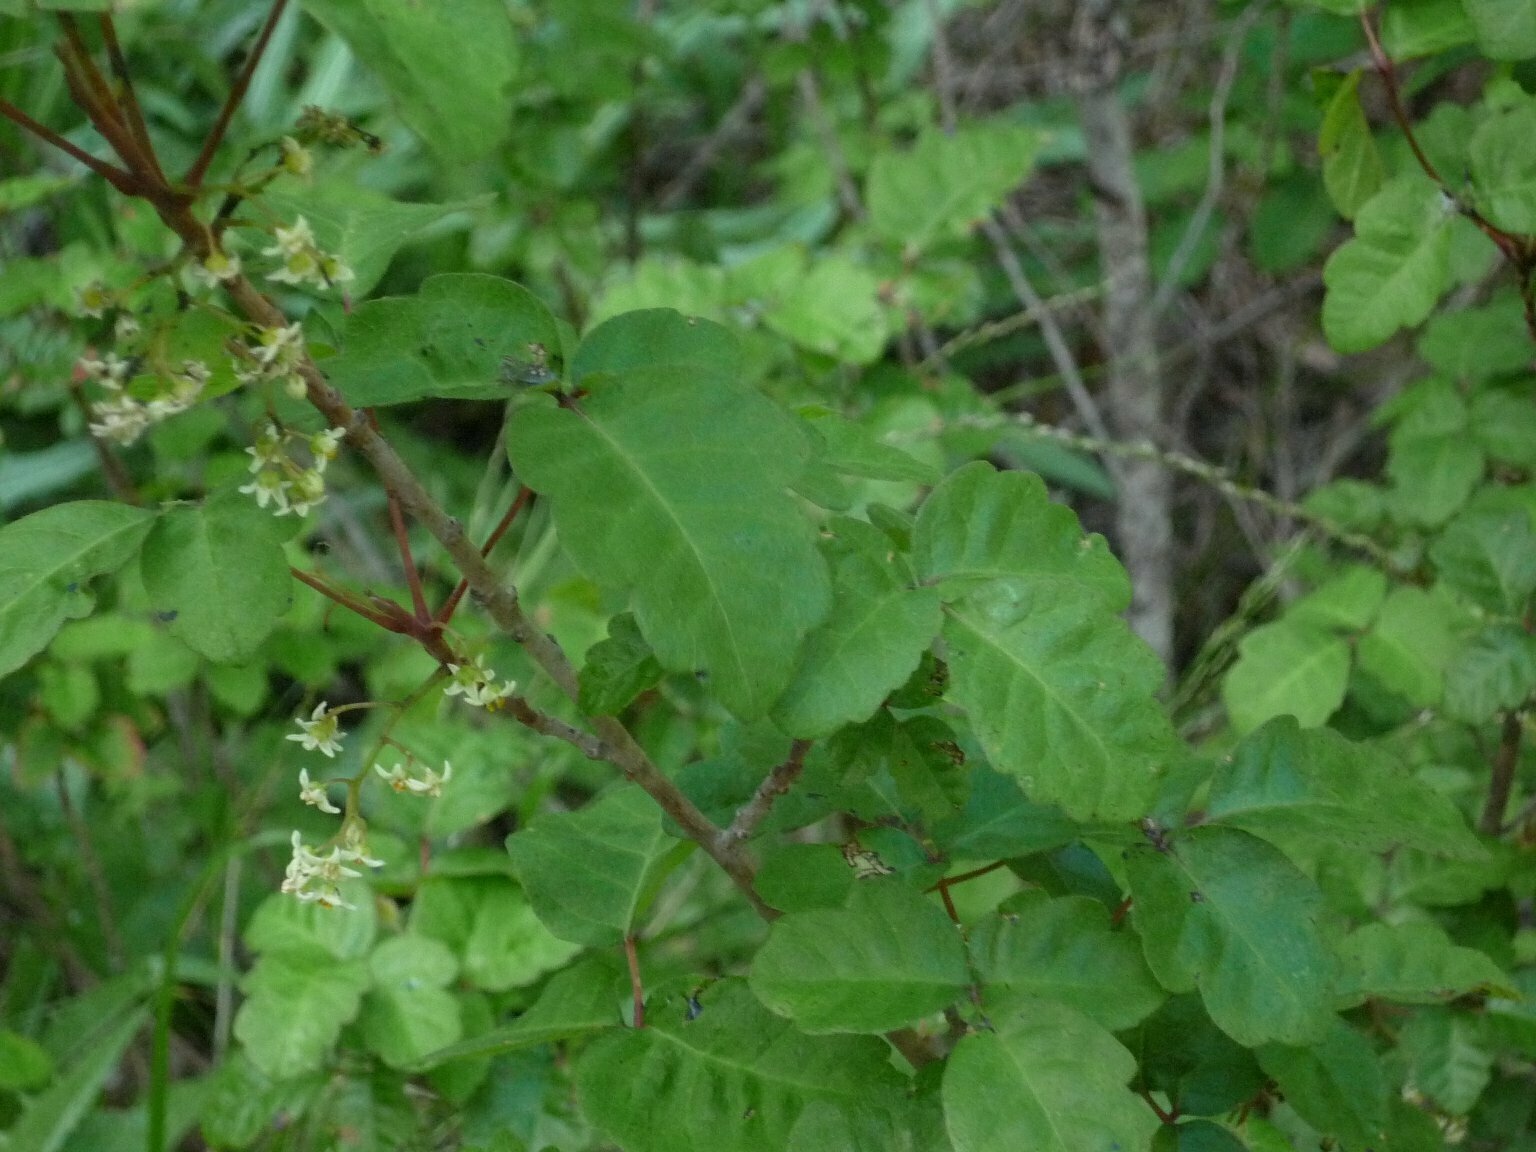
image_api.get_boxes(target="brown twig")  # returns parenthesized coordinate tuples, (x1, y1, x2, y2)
(185, 0, 290, 186)
(718, 739, 812, 855)
(388, 490, 432, 624)
(1483, 710, 1524, 835)
(98, 13, 167, 184)
(500, 696, 607, 761)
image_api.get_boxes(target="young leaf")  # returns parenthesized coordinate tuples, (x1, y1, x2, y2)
(1357, 587, 1461, 707)
(411, 957, 624, 1070)
(1321, 176, 1455, 353)
(969, 892, 1166, 1030)
(1206, 717, 1483, 860)
(304, 0, 519, 163)
(360, 935, 463, 1070)
(943, 580, 1177, 822)
(913, 462, 1130, 611)
(0, 500, 155, 678)
(579, 612, 664, 716)
(410, 875, 581, 991)
(942, 998, 1158, 1152)
(139, 489, 293, 663)
(324, 274, 562, 406)
(508, 313, 831, 718)
(761, 255, 892, 365)
(576, 979, 909, 1152)
(1220, 621, 1350, 735)
(1463, 0, 1536, 62)
(772, 518, 943, 738)
(1442, 624, 1536, 721)
(1257, 1020, 1390, 1150)
(505, 785, 684, 948)
(1318, 71, 1384, 219)
(1127, 826, 1338, 1046)
(1334, 921, 1514, 1007)
(234, 948, 371, 1078)
(1429, 509, 1536, 614)
(749, 880, 969, 1034)
(868, 122, 1042, 253)
(1398, 1008, 1494, 1114)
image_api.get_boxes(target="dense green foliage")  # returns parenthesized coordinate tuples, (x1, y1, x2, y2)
(2, 2, 1536, 1150)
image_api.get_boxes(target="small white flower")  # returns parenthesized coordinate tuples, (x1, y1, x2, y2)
(284, 373, 308, 400)
(114, 313, 141, 342)
(188, 248, 241, 289)
(374, 759, 452, 798)
(298, 767, 341, 814)
(279, 468, 327, 517)
(260, 216, 351, 291)
(444, 655, 493, 699)
(310, 427, 344, 470)
(465, 679, 517, 710)
(73, 281, 112, 318)
(285, 701, 344, 757)
(239, 468, 291, 512)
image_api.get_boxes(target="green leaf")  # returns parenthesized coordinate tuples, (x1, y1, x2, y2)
(942, 998, 1158, 1152)
(1470, 388, 1536, 467)
(1322, 177, 1456, 353)
(1443, 624, 1536, 721)
(255, 182, 481, 299)
(579, 612, 664, 716)
(359, 935, 463, 1070)
(1463, 0, 1536, 59)
(1398, 1008, 1494, 1113)
(1335, 921, 1514, 1007)
(1257, 1020, 1389, 1149)
(1357, 587, 1461, 707)
(969, 892, 1166, 1030)
(1128, 995, 1266, 1117)
(507, 313, 830, 718)
(1287, 565, 1387, 630)
(943, 580, 1175, 822)
(1417, 294, 1532, 380)
(1387, 432, 1484, 528)
(412, 957, 623, 1069)
(5, 1006, 148, 1152)
(1318, 71, 1384, 219)
(1206, 717, 1483, 859)
(139, 490, 292, 663)
(303, 0, 519, 162)
(1382, 0, 1476, 56)
(505, 785, 683, 947)
(325, 273, 562, 406)
(234, 948, 371, 1078)
(1127, 826, 1337, 1046)
(0, 1029, 52, 1091)
(576, 979, 909, 1152)
(932, 764, 1078, 860)
(913, 462, 1130, 611)
(243, 889, 378, 961)
(749, 880, 970, 1033)
(772, 519, 943, 738)
(868, 122, 1041, 253)
(570, 306, 734, 390)
(1430, 510, 1536, 613)
(800, 409, 940, 485)
(1221, 621, 1350, 735)
(761, 255, 892, 365)
(0, 501, 155, 678)
(410, 875, 581, 991)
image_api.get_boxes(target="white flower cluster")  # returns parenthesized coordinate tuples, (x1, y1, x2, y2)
(261, 216, 353, 291)
(84, 354, 209, 446)
(234, 321, 308, 400)
(281, 827, 381, 910)
(239, 421, 344, 517)
(443, 655, 517, 710)
(375, 759, 453, 797)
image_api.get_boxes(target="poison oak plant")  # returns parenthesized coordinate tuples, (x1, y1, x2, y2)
(1, 2, 1535, 1151)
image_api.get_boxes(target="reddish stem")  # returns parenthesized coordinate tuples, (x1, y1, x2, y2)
(185, 0, 290, 186)
(0, 97, 139, 193)
(436, 486, 533, 626)
(925, 861, 1007, 894)
(388, 491, 432, 624)
(624, 936, 645, 1029)
(938, 884, 960, 923)
(98, 14, 167, 184)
